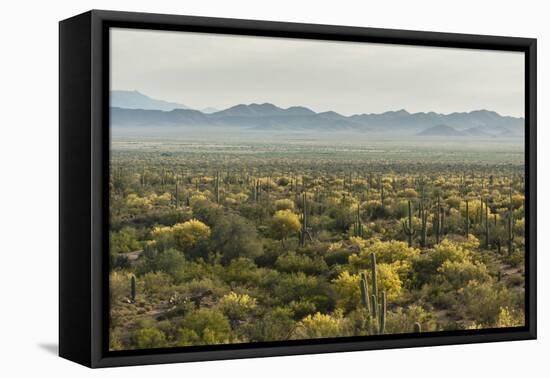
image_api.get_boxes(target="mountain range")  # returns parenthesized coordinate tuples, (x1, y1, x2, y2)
(111, 90, 218, 113)
(110, 91, 524, 139)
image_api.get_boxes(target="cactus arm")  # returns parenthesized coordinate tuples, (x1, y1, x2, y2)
(379, 291, 386, 335)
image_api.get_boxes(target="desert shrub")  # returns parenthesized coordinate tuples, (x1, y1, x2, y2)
(254, 239, 284, 267)
(126, 194, 153, 213)
(136, 248, 185, 279)
(437, 260, 491, 289)
(110, 227, 141, 254)
(292, 311, 349, 339)
(324, 248, 352, 266)
(243, 306, 295, 342)
(292, 311, 348, 339)
(454, 280, 521, 326)
(277, 177, 290, 187)
(288, 300, 318, 320)
(511, 194, 525, 209)
(141, 271, 173, 298)
(218, 292, 257, 321)
(412, 239, 473, 288)
(132, 320, 168, 349)
(272, 273, 335, 313)
(179, 277, 227, 299)
(271, 209, 301, 243)
(274, 198, 295, 211)
(372, 263, 402, 301)
(504, 250, 524, 267)
(446, 195, 461, 209)
(348, 239, 418, 280)
(172, 259, 214, 282)
(363, 200, 390, 219)
(110, 252, 131, 270)
(109, 328, 124, 351)
(151, 219, 211, 255)
(385, 305, 436, 334)
(495, 306, 525, 327)
(211, 214, 263, 264)
(329, 206, 355, 232)
(344, 259, 403, 302)
(175, 308, 232, 346)
(332, 271, 361, 312)
(221, 257, 262, 286)
(275, 252, 328, 275)
(110, 271, 131, 304)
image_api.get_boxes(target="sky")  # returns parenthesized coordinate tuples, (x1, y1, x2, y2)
(110, 28, 525, 117)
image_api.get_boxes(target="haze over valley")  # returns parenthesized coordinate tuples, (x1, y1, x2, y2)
(111, 91, 524, 146)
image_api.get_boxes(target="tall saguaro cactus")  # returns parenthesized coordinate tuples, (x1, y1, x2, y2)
(484, 197, 490, 249)
(174, 175, 179, 208)
(370, 253, 378, 304)
(214, 171, 220, 204)
(402, 200, 415, 247)
(379, 291, 386, 334)
(434, 195, 442, 244)
(464, 200, 470, 238)
(141, 166, 146, 187)
(479, 196, 484, 224)
(299, 192, 312, 247)
(360, 271, 370, 313)
(253, 179, 261, 203)
(358, 253, 387, 335)
(419, 197, 428, 247)
(354, 205, 364, 237)
(130, 275, 136, 304)
(507, 189, 515, 255)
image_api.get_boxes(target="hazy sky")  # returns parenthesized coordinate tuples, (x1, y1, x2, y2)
(111, 28, 525, 117)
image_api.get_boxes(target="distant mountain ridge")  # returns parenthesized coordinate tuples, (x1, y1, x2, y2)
(111, 90, 190, 111)
(110, 96, 524, 139)
(416, 124, 466, 137)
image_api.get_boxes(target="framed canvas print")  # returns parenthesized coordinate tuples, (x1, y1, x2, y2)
(59, 10, 537, 368)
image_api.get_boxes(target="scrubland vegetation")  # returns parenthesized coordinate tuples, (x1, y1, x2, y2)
(109, 139, 525, 351)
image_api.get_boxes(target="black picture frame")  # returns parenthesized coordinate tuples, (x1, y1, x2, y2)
(59, 9, 537, 368)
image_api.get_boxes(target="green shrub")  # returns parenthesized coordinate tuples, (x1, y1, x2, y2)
(132, 326, 168, 349)
(292, 311, 349, 339)
(176, 308, 232, 346)
(275, 252, 328, 275)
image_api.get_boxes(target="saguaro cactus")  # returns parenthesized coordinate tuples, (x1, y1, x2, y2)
(141, 166, 146, 187)
(507, 204, 515, 256)
(379, 291, 386, 334)
(354, 205, 364, 237)
(464, 200, 470, 238)
(253, 179, 261, 203)
(130, 275, 136, 303)
(214, 171, 220, 204)
(358, 253, 387, 335)
(299, 192, 312, 247)
(419, 197, 428, 247)
(402, 200, 415, 247)
(493, 213, 502, 254)
(360, 271, 370, 313)
(479, 196, 484, 224)
(174, 175, 179, 208)
(434, 196, 442, 244)
(484, 197, 490, 249)
(370, 252, 378, 304)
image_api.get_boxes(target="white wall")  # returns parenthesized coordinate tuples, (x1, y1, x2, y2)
(1, 0, 546, 375)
